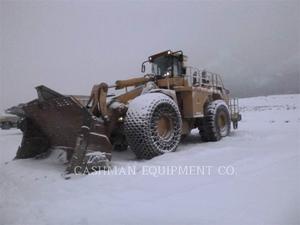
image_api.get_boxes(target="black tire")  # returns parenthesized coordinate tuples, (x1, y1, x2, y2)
(113, 144, 128, 152)
(111, 130, 128, 152)
(124, 93, 182, 159)
(1, 122, 12, 130)
(199, 100, 231, 142)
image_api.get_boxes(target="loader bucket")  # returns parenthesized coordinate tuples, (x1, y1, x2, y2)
(15, 85, 112, 173)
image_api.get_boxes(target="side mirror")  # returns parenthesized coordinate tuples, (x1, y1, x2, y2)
(141, 60, 148, 73)
(141, 64, 145, 73)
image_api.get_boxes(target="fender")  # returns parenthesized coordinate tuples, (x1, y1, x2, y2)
(148, 88, 178, 104)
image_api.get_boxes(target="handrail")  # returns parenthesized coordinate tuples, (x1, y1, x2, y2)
(229, 98, 239, 114)
(184, 67, 226, 92)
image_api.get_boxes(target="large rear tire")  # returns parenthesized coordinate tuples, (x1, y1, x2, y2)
(124, 93, 182, 159)
(199, 100, 231, 142)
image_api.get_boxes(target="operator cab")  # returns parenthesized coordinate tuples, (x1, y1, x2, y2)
(141, 50, 186, 77)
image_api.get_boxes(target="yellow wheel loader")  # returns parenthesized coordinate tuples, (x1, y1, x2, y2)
(9, 50, 241, 173)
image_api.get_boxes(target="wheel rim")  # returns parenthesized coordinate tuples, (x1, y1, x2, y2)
(218, 112, 226, 128)
(150, 102, 181, 151)
(218, 111, 228, 135)
(156, 115, 173, 139)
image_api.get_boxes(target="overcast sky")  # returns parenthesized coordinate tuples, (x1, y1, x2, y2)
(0, 0, 299, 112)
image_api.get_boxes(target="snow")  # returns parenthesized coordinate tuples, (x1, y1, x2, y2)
(0, 94, 299, 225)
(126, 92, 168, 114)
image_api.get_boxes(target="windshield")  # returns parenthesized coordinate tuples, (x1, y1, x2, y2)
(151, 56, 172, 76)
(151, 56, 182, 76)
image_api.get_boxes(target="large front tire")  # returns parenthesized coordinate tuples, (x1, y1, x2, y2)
(199, 100, 231, 142)
(124, 93, 182, 159)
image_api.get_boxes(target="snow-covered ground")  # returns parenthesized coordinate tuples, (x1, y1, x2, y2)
(0, 94, 299, 225)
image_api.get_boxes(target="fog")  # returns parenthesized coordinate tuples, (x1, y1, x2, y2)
(0, 0, 299, 112)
